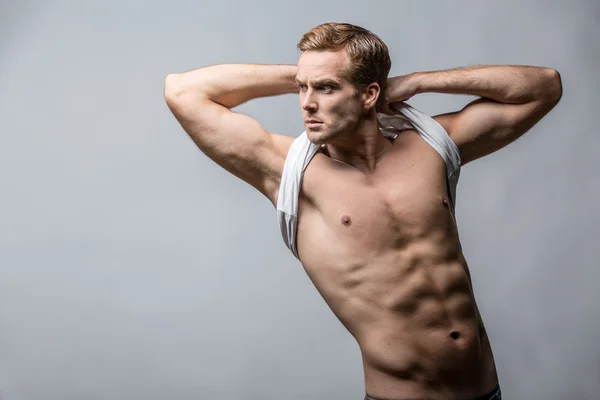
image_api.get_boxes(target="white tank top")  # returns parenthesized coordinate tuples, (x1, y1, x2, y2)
(276, 102, 461, 259)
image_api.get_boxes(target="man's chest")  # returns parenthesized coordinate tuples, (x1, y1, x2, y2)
(299, 140, 455, 247)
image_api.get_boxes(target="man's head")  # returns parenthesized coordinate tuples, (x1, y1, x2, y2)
(296, 22, 391, 144)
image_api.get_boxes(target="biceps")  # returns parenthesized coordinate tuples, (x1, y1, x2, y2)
(443, 98, 551, 165)
(167, 95, 286, 200)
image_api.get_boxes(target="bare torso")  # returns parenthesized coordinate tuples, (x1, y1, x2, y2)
(295, 129, 498, 400)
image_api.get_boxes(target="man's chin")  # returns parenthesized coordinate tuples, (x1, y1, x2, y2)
(306, 131, 329, 145)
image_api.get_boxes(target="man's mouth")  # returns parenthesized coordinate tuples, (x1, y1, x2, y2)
(305, 119, 323, 126)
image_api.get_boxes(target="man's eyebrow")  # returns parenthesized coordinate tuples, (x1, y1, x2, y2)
(294, 77, 341, 86)
(313, 79, 341, 86)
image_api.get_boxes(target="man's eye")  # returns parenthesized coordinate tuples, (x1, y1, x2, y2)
(320, 85, 333, 92)
(298, 84, 308, 90)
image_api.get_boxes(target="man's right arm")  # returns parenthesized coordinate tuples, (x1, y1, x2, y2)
(164, 64, 299, 205)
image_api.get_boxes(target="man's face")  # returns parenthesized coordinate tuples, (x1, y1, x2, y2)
(296, 50, 365, 145)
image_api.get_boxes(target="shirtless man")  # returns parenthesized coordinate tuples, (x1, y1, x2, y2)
(164, 23, 562, 400)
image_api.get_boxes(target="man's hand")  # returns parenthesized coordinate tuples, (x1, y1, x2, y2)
(379, 73, 421, 114)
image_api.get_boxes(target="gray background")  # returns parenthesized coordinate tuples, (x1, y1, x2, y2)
(1, 1, 598, 399)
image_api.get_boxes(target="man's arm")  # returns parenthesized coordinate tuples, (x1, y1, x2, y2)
(164, 64, 298, 205)
(390, 65, 563, 165)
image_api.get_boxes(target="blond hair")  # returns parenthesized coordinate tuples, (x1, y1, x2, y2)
(297, 22, 391, 107)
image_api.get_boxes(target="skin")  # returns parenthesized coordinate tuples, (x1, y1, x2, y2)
(296, 50, 388, 170)
(296, 51, 496, 399)
(165, 45, 562, 400)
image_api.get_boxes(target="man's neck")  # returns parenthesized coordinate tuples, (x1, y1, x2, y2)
(325, 115, 392, 173)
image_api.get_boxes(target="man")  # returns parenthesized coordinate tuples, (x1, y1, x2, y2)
(164, 22, 561, 400)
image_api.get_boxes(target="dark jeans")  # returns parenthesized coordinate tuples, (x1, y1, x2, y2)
(365, 383, 502, 400)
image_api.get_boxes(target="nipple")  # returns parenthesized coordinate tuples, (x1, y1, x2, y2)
(341, 215, 352, 226)
(441, 197, 449, 207)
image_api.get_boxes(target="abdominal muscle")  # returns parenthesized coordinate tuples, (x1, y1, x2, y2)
(296, 209, 499, 400)
(290, 133, 499, 399)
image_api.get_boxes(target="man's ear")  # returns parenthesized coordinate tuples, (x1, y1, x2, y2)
(362, 82, 381, 111)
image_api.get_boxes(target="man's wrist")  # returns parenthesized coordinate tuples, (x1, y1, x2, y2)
(408, 69, 465, 95)
(281, 64, 300, 94)
(409, 71, 430, 95)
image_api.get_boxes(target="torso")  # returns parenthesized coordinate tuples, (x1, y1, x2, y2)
(294, 130, 498, 400)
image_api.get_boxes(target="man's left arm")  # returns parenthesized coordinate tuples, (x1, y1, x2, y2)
(405, 65, 563, 165)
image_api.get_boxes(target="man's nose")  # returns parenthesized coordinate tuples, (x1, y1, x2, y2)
(301, 92, 317, 112)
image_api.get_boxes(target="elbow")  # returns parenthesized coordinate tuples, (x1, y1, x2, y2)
(164, 73, 185, 106)
(164, 73, 212, 108)
(544, 68, 563, 104)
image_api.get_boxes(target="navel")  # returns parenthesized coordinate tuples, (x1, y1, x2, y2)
(341, 215, 352, 226)
(450, 330, 460, 340)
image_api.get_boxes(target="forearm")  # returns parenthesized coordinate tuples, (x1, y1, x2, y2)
(411, 65, 562, 104)
(165, 64, 299, 109)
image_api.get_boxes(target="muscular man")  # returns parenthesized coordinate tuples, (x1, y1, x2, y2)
(164, 23, 562, 400)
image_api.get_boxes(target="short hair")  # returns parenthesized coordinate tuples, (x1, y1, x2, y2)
(297, 22, 392, 107)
